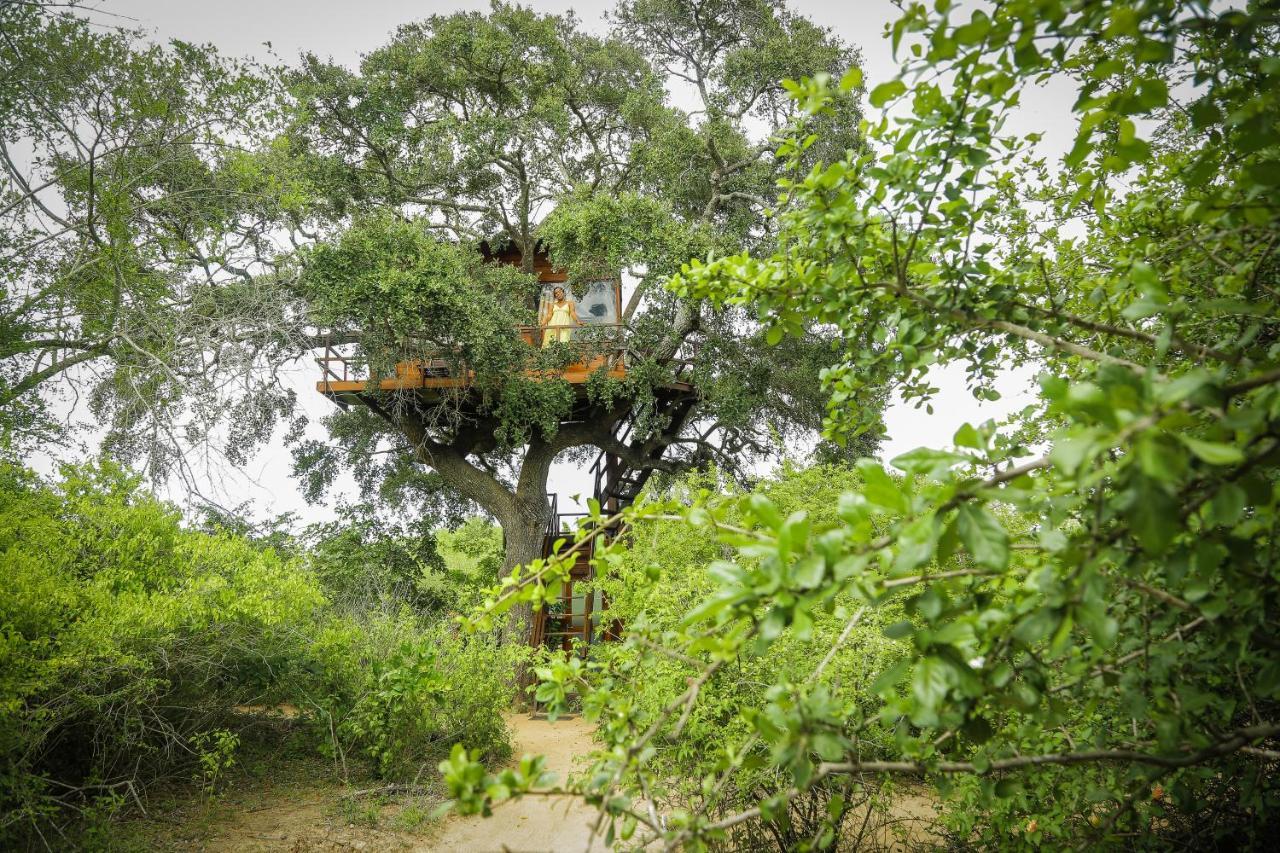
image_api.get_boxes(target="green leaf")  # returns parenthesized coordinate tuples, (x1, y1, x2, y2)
(1177, 435, 1244, 466)
(955, 504, 1009, 571)
(1049, 433, 1097, 476)
(1136, 433, 1186, 484)
(1014, 607, 1059, 645)
(856, 460, 908, 513)
(681, 590, 741, 626)
(890, 447, 968, 480)
(869, 79, 907, 108)
(883, 620, 914, 640)
(916, 588, 943, 622)
(792, 554, 826, 589)
(839, 67, 864, 92)
(1246, 160, 1280, 187)
(813, 732, 846, 761)
(870, 660, 910, 696)
(911, 657, 950, 711)
(1208, 483, 1247, 527)
(893, 514, 939, 575)
(954, 422, 982, 449)
(994, 778, 1023, 798)
(1125, 477, 1179, 554)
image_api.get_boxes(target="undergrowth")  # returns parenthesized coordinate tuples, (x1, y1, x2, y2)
(0, 460, 519, 849)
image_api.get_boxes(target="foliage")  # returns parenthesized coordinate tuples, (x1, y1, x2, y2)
(439, 745, 554, 819)
(303, 510, 501, 616)
(448, 0, 1280, 848)
(306, 613, 521, 783)
(303, 503, 448, 613)
(297, 213, 581, 448)
(339, 634, 515, 778)
(436, 517, 506, 612)
(0, 4, 307, 474)
(190, 729, 240, 795)
(283, 2, 662, 242)
(281, 0, 877, 563)
(0, 460, 514, 846)
(587, 466, 910, 848)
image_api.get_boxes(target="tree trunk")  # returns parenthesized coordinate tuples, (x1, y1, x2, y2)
(497, 490, 552, 647)
(399, 417, 583, 647)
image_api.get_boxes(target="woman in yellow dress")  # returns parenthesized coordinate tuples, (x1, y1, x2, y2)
(540, 286, 580, 347)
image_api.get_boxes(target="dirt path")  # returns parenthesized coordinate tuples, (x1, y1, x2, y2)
(424, 713, 604, 852)
(128, 714, 938, 852)
(125, 712, 603, 852)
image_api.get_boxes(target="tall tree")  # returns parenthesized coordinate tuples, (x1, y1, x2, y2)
(285, 0, 873, 580)
(0, 3, 305, 484)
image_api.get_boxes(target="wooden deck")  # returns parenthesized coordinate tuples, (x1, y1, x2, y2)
(316, 355, 626, 393)
(315, 351, 633, 411)
(313, 318, 647, 408)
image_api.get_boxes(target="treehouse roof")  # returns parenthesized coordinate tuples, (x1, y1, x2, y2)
(477, 240, 568, 283)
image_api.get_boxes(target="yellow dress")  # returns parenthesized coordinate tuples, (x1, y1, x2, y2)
(542, 302, 575, 347)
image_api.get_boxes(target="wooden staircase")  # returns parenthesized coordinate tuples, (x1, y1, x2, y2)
(527, 492, 603, 651)
(591, 389, 698, 515)
(528, 386, 698, 651)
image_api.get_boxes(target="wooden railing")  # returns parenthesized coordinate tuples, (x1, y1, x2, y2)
(316, 337, 358, 383)
(315, 324, 631, 386)
(517, 322, 628, 350)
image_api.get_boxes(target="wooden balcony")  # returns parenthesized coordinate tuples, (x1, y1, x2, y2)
(315, 324, 628, 407)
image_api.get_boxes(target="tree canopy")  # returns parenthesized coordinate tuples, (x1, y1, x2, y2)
(282, 0, 873, 558)
(0, 4, 308, 481)
(1, 0, 876, 547)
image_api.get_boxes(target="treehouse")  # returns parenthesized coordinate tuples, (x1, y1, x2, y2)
(314, 242, 698, 657)
(315, 243, 628, 407)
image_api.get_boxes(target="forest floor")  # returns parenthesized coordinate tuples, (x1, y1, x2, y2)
(120, 712, 940, 851)
(119, 713, 603, 852)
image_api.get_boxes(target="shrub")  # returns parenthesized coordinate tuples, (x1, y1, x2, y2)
(0, 460, 515, 846)
(320, 620, 519, 779)
(587, 466, 909, 846)
(304, 507, 446, 613)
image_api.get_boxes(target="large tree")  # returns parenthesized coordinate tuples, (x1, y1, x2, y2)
(285, 0, 874, 578)
(0, 4, 307, 485)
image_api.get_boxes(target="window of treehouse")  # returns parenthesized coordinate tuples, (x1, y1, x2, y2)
(538, 280, 620, 344)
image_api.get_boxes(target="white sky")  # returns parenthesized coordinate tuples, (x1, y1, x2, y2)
(43, 0, 1077, 524)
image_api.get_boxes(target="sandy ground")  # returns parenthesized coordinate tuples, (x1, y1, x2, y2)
(159, 713, 604, 853)
(424, 713, 604, 852)
(133, 712, 940, 852)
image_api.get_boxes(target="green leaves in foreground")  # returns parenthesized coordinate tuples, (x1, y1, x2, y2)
(448, 0, 1280, 848)
(438, 744, 555, 818)
(954, 504, 1008, 572)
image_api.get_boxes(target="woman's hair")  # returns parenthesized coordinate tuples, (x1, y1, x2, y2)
(552, 286, 565, 298)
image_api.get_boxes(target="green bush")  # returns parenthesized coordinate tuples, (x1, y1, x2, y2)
(0, 460, 515, 846)
(588, 466, 909, 846)
(312, 617, 520, 779)
(300, 510, 501, 617)
(303, 508, 445, 613)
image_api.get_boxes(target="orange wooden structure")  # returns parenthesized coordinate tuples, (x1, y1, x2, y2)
(315, 244, 627, 407)
(313, 243, 698, 654)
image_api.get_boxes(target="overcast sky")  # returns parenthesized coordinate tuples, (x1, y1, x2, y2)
(53, 0, 1072, 525)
